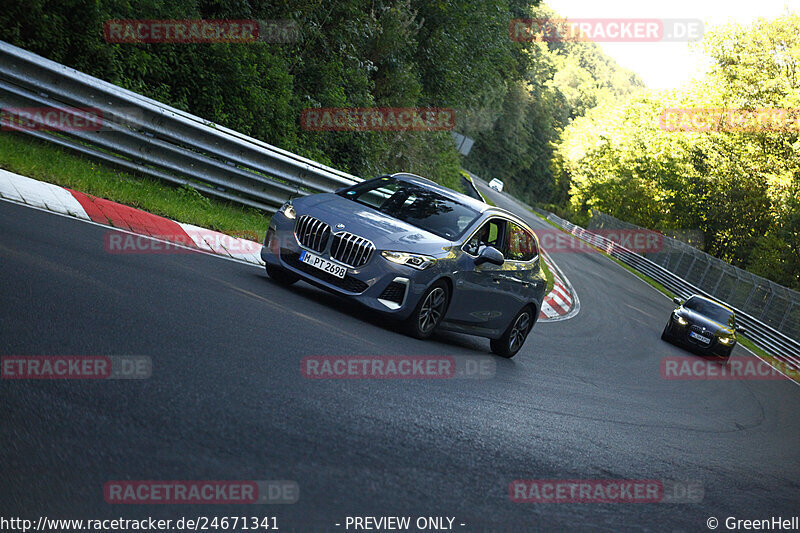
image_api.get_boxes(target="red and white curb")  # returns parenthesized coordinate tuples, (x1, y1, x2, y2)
(0, 169, 578, 321)
(0, 169, 264, 265)
(539, 252, 580, 322)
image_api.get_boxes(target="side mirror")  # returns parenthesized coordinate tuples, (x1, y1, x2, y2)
(672, 297, 682, 305)
(475, 246, 504, 266)
(736, 326, 746, 335)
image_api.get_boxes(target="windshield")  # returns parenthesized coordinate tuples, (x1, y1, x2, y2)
(338, 177, 480, 240)
(684, 297, 735, 327)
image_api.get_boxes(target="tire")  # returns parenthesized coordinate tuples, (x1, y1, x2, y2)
(661, 323, 671, 342)
(718, 345, 733, 361)
(266, 263, 299, 286)
(404, 280, 450, 339)
(490, 306, 534, 358)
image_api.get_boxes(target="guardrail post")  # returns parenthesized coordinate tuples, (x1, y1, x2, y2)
(779, 302, 794, 330)
(697, 260, 712, 287)
(726, 273, 743, 305)
(711, 268, 726, 295)
(759, 288, 776, 322)
(684, 254, 698, 280)
(742, 284, 758, 309)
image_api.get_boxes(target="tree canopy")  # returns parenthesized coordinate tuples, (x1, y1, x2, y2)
(0, 0, 639, 194)
(556, 14, 800, 290)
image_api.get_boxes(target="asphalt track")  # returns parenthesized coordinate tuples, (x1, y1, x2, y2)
(1, 188, 799, 532)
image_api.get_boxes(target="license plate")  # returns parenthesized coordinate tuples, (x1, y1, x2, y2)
(690, 331, 711, 344)
(300, 250, 347, 279)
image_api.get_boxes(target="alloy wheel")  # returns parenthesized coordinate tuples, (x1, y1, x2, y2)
(509, 311, 531, 352)
(418, 287, 446, 333)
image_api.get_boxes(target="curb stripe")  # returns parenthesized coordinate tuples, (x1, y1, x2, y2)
(549, 292, 568, 310)
(177, 222, 263, 265)
(552, 284, 572, 304)
(67, 189, 192, 242)
(538, 250, 577, 321)
(0, 169, 89, 219)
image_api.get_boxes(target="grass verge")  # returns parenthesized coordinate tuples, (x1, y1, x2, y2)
(0, 131, 271, 241)
(540, 255, 555, 295)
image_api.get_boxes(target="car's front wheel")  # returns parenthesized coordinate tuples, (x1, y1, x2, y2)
(404, 280, 450, 339)
(661, 323, 672, 341)
(491, 306, 534, 358)
(266, 264, 299, 285)
(717, 345, 733, 360)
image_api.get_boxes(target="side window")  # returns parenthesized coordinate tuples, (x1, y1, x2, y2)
(464, 219, 506, 256)
(506, 222, 538, 262)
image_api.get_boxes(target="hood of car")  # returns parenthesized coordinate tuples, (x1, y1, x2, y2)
(294, 193, 453, 254)
(676, 308, 734, 336)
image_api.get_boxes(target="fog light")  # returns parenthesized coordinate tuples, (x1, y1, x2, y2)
(278, 202, 296, 219)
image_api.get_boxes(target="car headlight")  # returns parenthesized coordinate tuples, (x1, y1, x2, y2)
(673, 312, 688, 326)
(381, 251, 436, 270)
(719, 336, 735, 345)
(278, 202, 296, 219)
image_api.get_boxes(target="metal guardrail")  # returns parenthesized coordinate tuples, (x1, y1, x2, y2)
(0, 40, 360, 212)
(544, 212, 800, 371)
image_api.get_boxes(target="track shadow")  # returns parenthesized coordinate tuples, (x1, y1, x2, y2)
(255, 271, 492, 356)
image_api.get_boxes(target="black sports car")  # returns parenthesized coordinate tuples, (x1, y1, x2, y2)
(661, 295, 745, 359)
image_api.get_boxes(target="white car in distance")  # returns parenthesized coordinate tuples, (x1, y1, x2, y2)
(489, 178, 504, 192)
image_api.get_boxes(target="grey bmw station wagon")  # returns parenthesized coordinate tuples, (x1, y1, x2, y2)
(262, 173, 547, 357)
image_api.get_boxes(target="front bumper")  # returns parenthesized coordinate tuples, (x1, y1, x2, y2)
(262, 214, 441, 320)
(666, 318, 735, 356)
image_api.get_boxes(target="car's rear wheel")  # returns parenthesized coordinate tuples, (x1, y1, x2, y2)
(266, 264, 299, 285)
(404, 280, 449, 339)
(491, 306, 534, 358)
